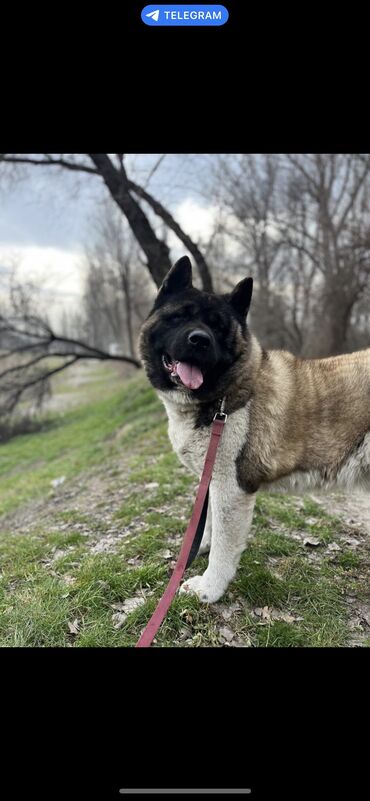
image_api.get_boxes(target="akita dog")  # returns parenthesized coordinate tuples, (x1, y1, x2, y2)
(139, 256, 370, 602)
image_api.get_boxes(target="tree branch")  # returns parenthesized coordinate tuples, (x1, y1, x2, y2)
(336, 158, 370, 235)
(88, 153, 172, 287)
(3, 358, 79, 415)
(128, 179, 213, 291)
(0, 154, 98, 174)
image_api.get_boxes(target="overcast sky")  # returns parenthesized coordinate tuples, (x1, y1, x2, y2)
(0, 154, 220, 314)
(0, 154, 218, 322)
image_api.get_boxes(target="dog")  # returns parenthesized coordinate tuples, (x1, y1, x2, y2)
(139, 256, 370, 603)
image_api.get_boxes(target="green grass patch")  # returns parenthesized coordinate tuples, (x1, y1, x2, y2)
(1, 368, 369, 647)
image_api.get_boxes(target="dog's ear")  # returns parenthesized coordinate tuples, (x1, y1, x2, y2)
(229, 277, 253, 317)
(155, 256, 192, 305)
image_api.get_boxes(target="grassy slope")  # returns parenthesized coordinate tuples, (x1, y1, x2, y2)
(0, 365, 369, 647)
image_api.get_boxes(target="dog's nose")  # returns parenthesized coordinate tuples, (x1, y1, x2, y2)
(188, 329, 211, 348)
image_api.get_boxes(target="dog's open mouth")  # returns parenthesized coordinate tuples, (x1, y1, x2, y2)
(162, 354, 204, 390)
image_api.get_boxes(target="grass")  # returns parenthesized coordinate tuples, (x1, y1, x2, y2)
(0, 362, 369, 647)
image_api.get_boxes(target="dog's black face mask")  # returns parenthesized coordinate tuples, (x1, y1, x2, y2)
(139, 256, 253, 400)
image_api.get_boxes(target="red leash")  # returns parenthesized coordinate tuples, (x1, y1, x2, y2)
(135, 411, 227, 647)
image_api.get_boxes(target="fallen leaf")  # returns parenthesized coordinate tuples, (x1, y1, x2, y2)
(219, 601, 242, 620)
(272, 611, 297, 624)
(253, 606, 272, 623)
(112, 612, 127, 630)
(219, 626, 235, 642)
(179, 626, 192, 640)
(303, 537, 321, 547)
(179, 608, 194, 624)
(327, 542, 341, 552)
(68, 618, 80, 635)
(111, 596, 145, 626)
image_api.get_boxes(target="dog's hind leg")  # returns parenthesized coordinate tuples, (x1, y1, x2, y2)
(181, 481, 256, 603)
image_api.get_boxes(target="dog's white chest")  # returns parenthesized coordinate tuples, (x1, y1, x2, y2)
(159, 393, 250, 479)
(167, 413, 209, 475)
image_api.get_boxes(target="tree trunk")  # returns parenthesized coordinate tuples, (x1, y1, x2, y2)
(128, 180, 213, 291)
(309, 290, 353, 357)
(88, 154, 172, 287)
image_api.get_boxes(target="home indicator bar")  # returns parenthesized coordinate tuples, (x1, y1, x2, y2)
(120, 787, 252, 795)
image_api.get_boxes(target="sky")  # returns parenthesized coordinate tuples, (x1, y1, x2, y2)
(0, 154, 219, 324)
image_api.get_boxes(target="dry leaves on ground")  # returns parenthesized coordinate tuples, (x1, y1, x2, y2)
(253, 606, 303, 625)
(111, 596, 146, 629)
(67, 618, 80, 635)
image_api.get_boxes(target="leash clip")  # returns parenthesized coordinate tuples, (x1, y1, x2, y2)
(213, 396, 227, 422)
(213, 411, 228, 422)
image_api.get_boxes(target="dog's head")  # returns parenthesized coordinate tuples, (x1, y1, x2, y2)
(139, 256, 253, 401)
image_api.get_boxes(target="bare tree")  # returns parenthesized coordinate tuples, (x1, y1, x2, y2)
(282, 154, 370, 355)
(0, 153, 213, 291)
(212, 154, 370, 356)
(0, 275, 140, 417)
(83, 204, 154, 357)
(213, 155, 294, 348)
(0, 154, 215, 417)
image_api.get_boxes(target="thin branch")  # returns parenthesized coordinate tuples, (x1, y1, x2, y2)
(0, 154, 98, 174)
(0, 340, 51, 359)
(128, 178, 213, 291)
(336, 159, 370, 235)
(331, 156, 352, 218)
(143, 155, 167, 188)
(0, 319, 141, 367)
(4, 358, 79, 414)
(0, 353, 53, 380)
(280, 238, 323, 271)
(285, 155, 320, 199)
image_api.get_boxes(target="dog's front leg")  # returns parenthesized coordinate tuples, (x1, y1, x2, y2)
(180, 481, 256, 603)
(198, 503, 212, 555)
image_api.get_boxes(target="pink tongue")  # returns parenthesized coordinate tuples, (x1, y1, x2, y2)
(176, 361, 204, 390)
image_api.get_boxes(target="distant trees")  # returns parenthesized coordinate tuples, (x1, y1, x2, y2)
(82, 203, 154, 357)
(0, 152, 369, 423)
(211, 154, 370, 356)
(0, 270, 140, 419)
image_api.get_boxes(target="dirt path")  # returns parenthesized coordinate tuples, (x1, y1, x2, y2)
(309, 490, 370, 534)
(44, 359, 137, 413)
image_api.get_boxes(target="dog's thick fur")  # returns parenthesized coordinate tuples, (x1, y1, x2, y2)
(139, 257, 370, 602)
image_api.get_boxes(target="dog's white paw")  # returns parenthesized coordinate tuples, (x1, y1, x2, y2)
(179, 574, 223, 603)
